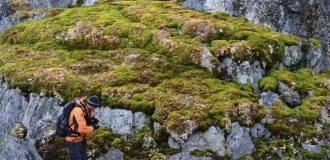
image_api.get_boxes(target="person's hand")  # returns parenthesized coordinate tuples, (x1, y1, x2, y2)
(92, 117, 99, 124)
(93, 124, 100, 130)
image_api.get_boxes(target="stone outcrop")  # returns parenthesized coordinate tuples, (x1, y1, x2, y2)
(0, 80, 62, 141)
(192, 47, 220, 74)
(29, 0, 77, 8)
(283, 46, 303, 67)
(250, 123, 271, 139)
(182, 0, 330, 72)
(169, 152, 212, 160)
(168, 123, 256, 159)
(166, 120, 198, 144)
(226, 122, 254, 159)
(93, 107, 151, 135)
(306, 45, 324, 71)
(97, 149, 124, 160)
(0, 135, 42, 160)
(220, 57, 265, 84)
(0, 12, 46, 31)
(0, 0, 99, 32)
(258, 92, 280, 107)
(277, 81, 301, 107)
(169, 126, 226, 156)
(302, 144, 322, 154)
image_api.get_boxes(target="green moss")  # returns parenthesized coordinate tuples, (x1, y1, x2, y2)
(263, 69, 330, 97)
(308, 38, 322, 47)
(259, 76, 278, 92)
(255, 68, 330, 140)
(190, 150, 218, 158)
(86, 126, 115, 158)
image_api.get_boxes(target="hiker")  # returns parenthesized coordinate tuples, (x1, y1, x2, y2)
(65, 96, 101, 160)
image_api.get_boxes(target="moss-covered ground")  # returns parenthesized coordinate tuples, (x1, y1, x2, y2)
(1, 0, 329, 159)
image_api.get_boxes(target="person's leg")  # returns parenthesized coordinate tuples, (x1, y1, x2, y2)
(81, 139, 87, 160)
(69, 141, 84, 160)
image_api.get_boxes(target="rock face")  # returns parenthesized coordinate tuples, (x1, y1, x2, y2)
(226, 122, 254, 159)
(0, 78, 62, 159)
(170, 152, 212, 160)
(277, 82, 301, 107)
(83, 0, 99, 6)
(302, 144, 322, 153)
(258, 92, 280, 107)
(0, 1, 13, 19)
(97, 149, 124, 160)
(283, 46, 303, 67)
(0, 0, 98, 32)
(0, 12, 47, 31)
(250, 123, 271, 139)
(169, 126, 226, 156)
(168, 124, 256, 158)
(182, 0, 330, 72)
(93, 108, 151, 135)
(220, 57, 264, 84)
(133, 112, 151, 131)
(29, 0, 78, 8)
(307, 45, 323, 71)
(0, 135, 42, 160)
(166, 120, 198, 144)
(0, 81, 62, 140)
(192, 47, 220, 74)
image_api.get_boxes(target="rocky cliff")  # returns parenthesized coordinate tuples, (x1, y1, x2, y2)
(0, 0, 98, 31)
(183, 0, 330, 72)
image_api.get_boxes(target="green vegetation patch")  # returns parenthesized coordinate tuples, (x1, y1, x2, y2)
(257, 68, 330, 141)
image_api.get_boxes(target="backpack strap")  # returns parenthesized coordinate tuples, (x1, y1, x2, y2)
(66, 101, 91, 137)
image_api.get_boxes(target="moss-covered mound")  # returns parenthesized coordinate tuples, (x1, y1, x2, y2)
(0, 1, 329, 158)
(258, 69, 330, 140)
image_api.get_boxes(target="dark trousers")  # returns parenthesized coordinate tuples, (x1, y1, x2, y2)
(68, 140, 87, 160)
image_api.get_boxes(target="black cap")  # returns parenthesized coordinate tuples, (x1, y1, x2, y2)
(86, 95, 100, 108)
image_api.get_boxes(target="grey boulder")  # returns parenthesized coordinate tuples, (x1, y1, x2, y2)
(283, 46, 303, 67)
(226, 122, 254, 159)
(258, 92, 280, 107)
(250, 123, 271, 138)
(94, 108, 151, 135)
(97, 149, 124, 160)
(220, 57, 265, 84)
(302, 144, 322, 153)
(0, 135, 42, 160)
(170, 152, 212, 160)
